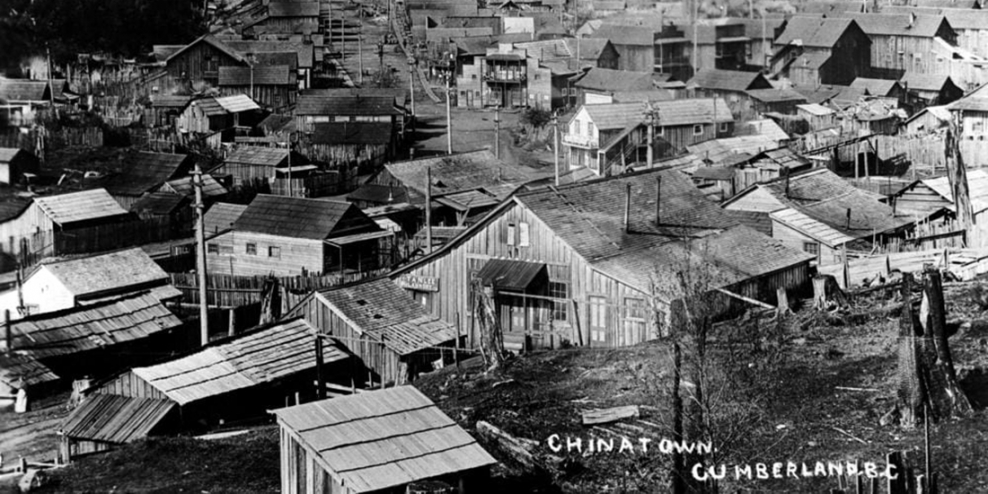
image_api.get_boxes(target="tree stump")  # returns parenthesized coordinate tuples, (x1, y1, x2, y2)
(406, 480, 454, 494)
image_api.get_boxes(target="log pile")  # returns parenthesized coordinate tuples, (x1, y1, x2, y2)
(476, 421, 563, 475)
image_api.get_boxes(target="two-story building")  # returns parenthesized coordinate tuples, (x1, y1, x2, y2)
(772, 17, 872, 87)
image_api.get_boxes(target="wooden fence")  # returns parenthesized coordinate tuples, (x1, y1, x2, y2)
(0, 126, 102, 159)
(818, 247, 988, 289)
(270, 172, 345, 198)
(827, 451, 940, 494)
(169, 268, 391, 308)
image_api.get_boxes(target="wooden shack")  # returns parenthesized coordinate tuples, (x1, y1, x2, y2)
(288, 278, 458, 385)
(0, 148, 39, 185)
(104, 151, 193, 210)
(176, 95, 263, 135)
(272, 386, 496, 494)
(211, 146, 289, 187)
(58, 394, 178, 462)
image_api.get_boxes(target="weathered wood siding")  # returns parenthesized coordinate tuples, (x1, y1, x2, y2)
(771, 218, 840, 265)
(393, 201, 667, 349)
(212, 162, 278, 187)
(206, 231, 326, 276)
(894, 184, 951, 218)
(218, 85, 297, 112)
(724, 187, 785, 213)
(0, 202, 54, 257)
(165, 42, 243, 84)
(91, 370, 169, 400)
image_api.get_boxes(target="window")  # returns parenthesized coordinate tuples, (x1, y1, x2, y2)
(587, 122, 595, 137)
(411, 290, 432, 307)
(269, 246, 281, 258)
(207, 243, 219, 254)
(803, 242, 820, 258)
(562, 87, 569, 96)
(506, 223, 516, 246)
(518, 222, 530, 247)
(549, 281, 568, 322)
(624, 297, 646, 320)
(589, 296, 608, 343)
(622, 297, 647, 345)
(246, 243, 257, 255)
(719, 122, 729, 132)
(693, 124, 703, 135)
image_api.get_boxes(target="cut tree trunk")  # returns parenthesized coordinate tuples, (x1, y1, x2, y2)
(581, 405, 640, 425)
(472, 280, 506, 372)
(476, 420, 562, 474)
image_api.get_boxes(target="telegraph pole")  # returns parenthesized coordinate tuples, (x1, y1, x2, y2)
(553, 112, 560, 186)
(358, 6, 364, 85)
(446, 72, 453, 155)
(408, 57, 416, 120)
(494, 105, 501, 159)
(425, 165, 432, 253)
(193, 162, 209, 346)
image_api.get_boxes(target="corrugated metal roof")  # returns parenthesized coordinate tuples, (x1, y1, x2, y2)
(317, 278, 456, 355)
(216, 94, 262, 113)
(132, 318, 345, 405)
(33, 189, 129, 226)
(0, 352, 58, 389)
(477, 258, 547, 291)
(273, 387, 497, 493)
(60, 394, 176, 443)
(223, 146, 289, 167)
(234, 195, 372, 240)
(43, 248, 173, 299)
(105, 152, 190, 197)
(10, 292, 182, 359)
(204, 202, 249, 236)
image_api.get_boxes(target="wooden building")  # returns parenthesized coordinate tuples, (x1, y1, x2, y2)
(0, 188, 134, 261)
(4, 292, 184, 379)
(890, 170, 988, 233)
(842, 13, 957, 79)
(563, 99, 734, 176)
(390, 168, 814, 349)
(687, 69, 773, 117)
(218, 65, 297, 111)
(295, 90, 405, 134)
(772, 17, 872, 87)
(901, 104, 951, 135)
(104, 151, 193, 210)
(288, 278, 458, 385)
(306, 122, 394, 171)
(87, 318, 350, 436)
(570, 67, 656, 106)
(147, 95, 192, 129)
(58, 394, 178, 462)
(900, 72, 964, 110)
(242, 2, 320, 37)
(591, 24, 657, 73)
(205, 195, 394, 276)
(176, 95, 264, 135)
(0, 247, 182, 319)
(723, 168, 915, 264)
(0, 352, 58, 412)
(0, 148, 39, 185)
(130, 192, 193, 237)
(797, 103, 837, 130)
(160, 35, 251, 89)
(272, 386, 496, 494)
(154, 173, 228, 205)
(212, 146, 289, 187)
(743, 89, 808, 118)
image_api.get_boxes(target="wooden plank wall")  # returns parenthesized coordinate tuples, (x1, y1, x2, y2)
(91, 370, 169, 400)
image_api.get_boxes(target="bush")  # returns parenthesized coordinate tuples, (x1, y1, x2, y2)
(521, 107, 552, 129)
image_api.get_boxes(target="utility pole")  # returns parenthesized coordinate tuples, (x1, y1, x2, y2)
(194, 162, 209, 347)
(358, 5, 364, 85)
(408, 57, 416, 121)
(553, 112, 560, 186)
(46, 46, 55, 109)
(247, 52, 256, 102)
(446, 54, 454, 155)
(287, 132, 296, 197)
(692, 0, 699, 80)
(644, 101, 657, 167)
(425, 165, 432, 253)
(494, 105, 501, 159)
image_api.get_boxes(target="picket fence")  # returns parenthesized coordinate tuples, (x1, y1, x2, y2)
(169, 268, 391, 308)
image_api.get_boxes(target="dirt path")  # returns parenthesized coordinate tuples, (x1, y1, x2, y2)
(0, 395, 71, 464)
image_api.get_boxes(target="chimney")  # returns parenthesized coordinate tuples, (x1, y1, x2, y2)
(624, 183, 632, 233)
(655, 175, 662, 226)
(908, 12, 917, 29)
(846, 208, 852, 230)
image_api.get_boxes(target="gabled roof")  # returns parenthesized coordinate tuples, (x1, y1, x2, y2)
(849, 77, 903, 96)
(150, 94, 193, 108)
(317, 278, 457, 355)
(233, 194, 373, 240)
(268, 1, 320, 17)
(0, 78, 51, 102)
(296, 93, 403, 116)
(581, 98, 733, 131)
(160, 174, 227, 198)
(60, 394, 176, 443)
(272, 387, 497, 494)
(688, 69, 771, 92)
(223, 146, 289, 167)
(775, 17, 860, 48)
(573, 67, 655, 93)
(104, 152, 191, 197)
(900, 72, 956, 92)
(769, 207, 858, 247)
(311, 122, 393, 145)
(0, 147, 29, 163)
(33, 189, 130, 226)
(41, 248, 174, 299)
(131, 192, 189, 216)
(917, 169, 988, 213)
(130, 318, 346, 406)
(204, 202, 249, 236)
(0, 197, 31, 223)
(794, 86, 844, 105)
(9, 292, 182, 359)
(165, 35, 247, 65)
(745, 88, 808, 104)
(218, 65, 294, 86)
(383, 150, 543, 201)
(688, 135, 780, 164)
(224, 40, 315, 69)
(842, 13, 951, 38)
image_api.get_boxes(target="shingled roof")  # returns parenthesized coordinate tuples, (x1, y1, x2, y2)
(223, 146, 289, 167)
(41, 247, 176, 301)
(296, 92, 403, 116)
(842, 13, 951, 38)
(33, 189, 129, 226)
(688, 69, 771, 92)
(382, 150, 544, 202)
(233, 195, 376, 240)
(204, 202, 248, 236)
(104, 152, 191, 197)
(573, 67, 655, 93)
(849, 78, 903, 96)
(581, 98, 734, 131)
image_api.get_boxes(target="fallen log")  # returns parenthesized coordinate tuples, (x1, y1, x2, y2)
(581, 405, 641, 425)
(476, 420, 563, 474)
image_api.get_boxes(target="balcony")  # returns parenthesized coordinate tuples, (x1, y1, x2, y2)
(483, 72, 527, 83)
(562, 133, 598, 149)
